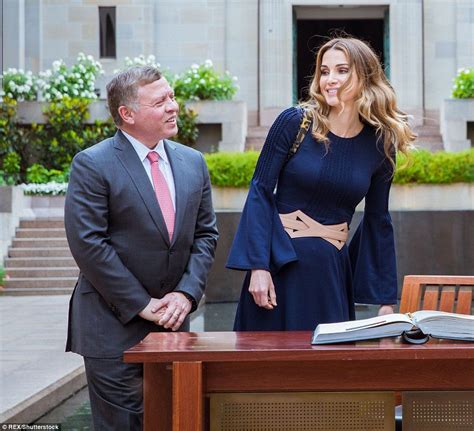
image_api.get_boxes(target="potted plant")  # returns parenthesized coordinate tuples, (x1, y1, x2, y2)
(440, 67, 474, 152)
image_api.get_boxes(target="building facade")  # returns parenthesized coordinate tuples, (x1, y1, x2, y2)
(2, 0, 473, 126)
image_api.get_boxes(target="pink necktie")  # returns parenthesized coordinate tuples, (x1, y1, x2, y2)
(147, 151, 175, 240)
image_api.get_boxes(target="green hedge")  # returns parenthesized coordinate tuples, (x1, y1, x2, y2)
(205, 149, 474, 188)
(205, 152, 259, 187)
(394, 149, 474, 184)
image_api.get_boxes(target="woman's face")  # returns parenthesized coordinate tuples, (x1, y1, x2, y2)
(319, 48, 359, 108)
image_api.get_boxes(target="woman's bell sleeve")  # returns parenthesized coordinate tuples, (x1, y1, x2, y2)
(226, 107, 302, 273)
(349, 155, 398, 304)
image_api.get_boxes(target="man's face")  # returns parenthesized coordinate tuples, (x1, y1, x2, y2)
(130, 78, 179, 144)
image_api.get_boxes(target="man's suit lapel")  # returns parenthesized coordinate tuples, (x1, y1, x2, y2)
(113, 130, 171, 245)
(164, 139, 189, 247)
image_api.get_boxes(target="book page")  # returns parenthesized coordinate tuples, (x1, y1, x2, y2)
(413, 310, 474, 340)
(314, 313, 413, 336)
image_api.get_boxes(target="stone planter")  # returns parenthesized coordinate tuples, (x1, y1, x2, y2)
(211, 184, 474, 211)
(15, 100, 110, 124)
(207, 184, 474, 303)
(29, 195, 66, 218)
(0, 186, 32, 259)
(186, 100, 247, 152)
(440, 98, 474, 152)
(15, 99, 248, 153)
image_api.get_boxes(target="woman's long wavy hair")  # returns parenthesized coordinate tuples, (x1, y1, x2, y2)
(301, 37, 416, 165)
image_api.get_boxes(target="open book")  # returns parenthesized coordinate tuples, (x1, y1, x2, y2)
(312, 311, 474, 345)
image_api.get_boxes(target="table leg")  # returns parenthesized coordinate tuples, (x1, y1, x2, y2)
(173, 361, 203, 431)
(143, 363, 172, 431)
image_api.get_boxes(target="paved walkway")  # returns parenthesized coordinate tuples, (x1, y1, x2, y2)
(0, 294, 210, 424)
(0, 295, 85, 424)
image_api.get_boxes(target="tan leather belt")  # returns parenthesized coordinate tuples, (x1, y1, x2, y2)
(279, 210, 348, 250)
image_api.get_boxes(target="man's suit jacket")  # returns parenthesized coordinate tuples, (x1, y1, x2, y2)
(65, 130, 218, 358)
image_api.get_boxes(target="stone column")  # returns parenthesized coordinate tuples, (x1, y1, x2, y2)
(259, 0, 293, 126)
(456, 0, 474, 71)
(2, 0, 25, 70)
(389, 0, 423, 125)
(25, 0, 42, 73)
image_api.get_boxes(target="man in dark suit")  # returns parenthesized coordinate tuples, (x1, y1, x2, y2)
(64, 66, 218, 430)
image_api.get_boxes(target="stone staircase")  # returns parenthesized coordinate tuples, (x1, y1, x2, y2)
(245, 123, 444, 152)
(245, 126, 269, 151)
(3, 218, 78, 295)
(412, 124, 444, 152)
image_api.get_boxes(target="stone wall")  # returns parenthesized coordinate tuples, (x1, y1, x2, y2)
(207, 210, 474, 303)
(4, 1, 472, 127)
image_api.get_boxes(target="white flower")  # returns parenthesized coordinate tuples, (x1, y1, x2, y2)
(22, 182, 69, 196)
(191, 64, 199, 70)
(204, 59, 213, 67)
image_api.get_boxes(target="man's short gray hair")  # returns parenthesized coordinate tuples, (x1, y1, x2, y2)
(106, 66, 162, 126)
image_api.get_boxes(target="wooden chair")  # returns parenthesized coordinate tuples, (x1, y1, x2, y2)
(399, 275, 474, 315)
(397, 275, 474, 429)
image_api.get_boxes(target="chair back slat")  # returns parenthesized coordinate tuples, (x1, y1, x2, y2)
(439, 286, 456, 312)
(399, 280, 421, 313)
(423, 286, 440, 310)
(399, 275, 474, 315)
(456, 287, 473, 315)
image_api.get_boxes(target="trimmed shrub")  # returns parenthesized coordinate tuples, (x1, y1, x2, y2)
(205, 149, 474, 188)
(205, 152, 259, 187)
(394, 149, 474, 184)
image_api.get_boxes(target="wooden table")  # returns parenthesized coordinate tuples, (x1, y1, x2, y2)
(124, 331, 474, 431)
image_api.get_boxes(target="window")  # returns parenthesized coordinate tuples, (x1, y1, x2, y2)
(99, 7, 116, 59)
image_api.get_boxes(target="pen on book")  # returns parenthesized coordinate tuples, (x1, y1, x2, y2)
(345, 320, 387, 331)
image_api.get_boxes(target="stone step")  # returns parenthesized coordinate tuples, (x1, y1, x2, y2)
(245, 137, 265, 151)
(5, 267, 79, 278)
(15, 228, 66, 238)
(19, 218, 65, 229)
(12, 238, 69, 248)
(4, 257, 77, 268)
(413, 124, 441, 134)
(8, 248, 73, 258)
(4, 277, 78, 289)
(246, 126, 270, 138)
(0, 287, 74, 296)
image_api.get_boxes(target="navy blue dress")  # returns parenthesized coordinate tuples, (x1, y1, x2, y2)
(226, 107, 397, 331)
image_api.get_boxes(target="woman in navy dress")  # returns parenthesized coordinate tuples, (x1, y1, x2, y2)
(226, 37, 416, 331)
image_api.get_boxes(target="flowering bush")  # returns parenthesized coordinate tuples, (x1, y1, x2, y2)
(116, 54, 175, 84)
(22, 182, 68, 195)
(123, 54, 161, 69)
(1, 69, 39, 101)
(173, 60, 238, 101)
(452, 67, 474, 99)
(39, 53, 104, 101)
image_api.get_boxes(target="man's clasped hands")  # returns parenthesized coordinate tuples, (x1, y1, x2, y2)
(138, 292, 191, 332)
